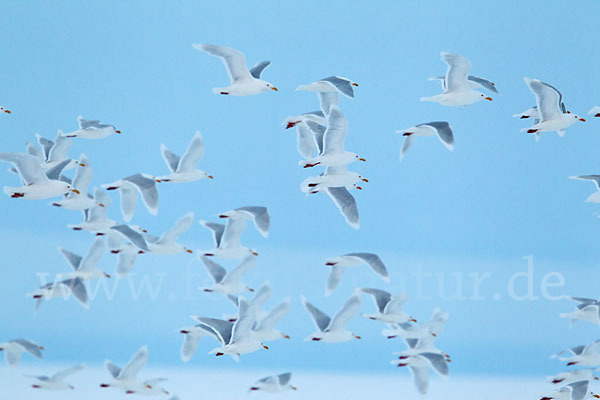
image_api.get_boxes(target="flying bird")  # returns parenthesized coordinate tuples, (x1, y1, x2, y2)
(302, 294, 362, 342)
(324, 253, 389, 296)
(64, 115, 121, 139)
(156, 131, 213, 183)
(396, 121, 454, 160)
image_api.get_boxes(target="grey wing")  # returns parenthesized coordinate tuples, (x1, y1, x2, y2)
(45, 158, 74, 181)
(200, 256, 227, 284)
(36, 134, 54, 161)
(78, 116, 102, 129)
(232, 299, 256, 342)
(400, 134, 415, 160)
(196, 318, 233, 345)
(249, 60, 271, 79)
(59, 248, 83, 270)
(277, 372, 292, 386)
(72, 154, 93, 191)
(302, 297, 331, 332)
(221, 217, 246, 249)
(319, 76, 355, 98)
(571, 345, 586, 355)
(199, 221, 225, 248)
(421, 352, 449, 376)
(223, 254, 257, 285)
(47, 133, 71, 163)
(408, 364, 429, 395)
(428, 75, 447, 91)
(441, 52, 471, 93)
(0, 152, 48, 185)
(123, 174, 158, 216)
(249, 282, 272, 310)
(570, 175, 600, 191)
(104, 361, 121, 378)
(524, 78, 563, 120)
(79, 236, 104, 272)
(568, 381, 589, 400)
(360, 288, 391, 313)
(89, 188, 111, 221)
(404, 338, 419, 349)
(52, 363, 85, 381)
(326, 266, 345, 296)
(62, 278, 89, 308)
(419, 121, 454, 151)
(177, 131, 205, 173)
(325, 187, 359, 229)
(345, 253, 389, 281)
(317, 91, 339, 116)
(160, 144, 180, 173)
(111, 224, 150, 252)
(120, 345, 148, 380)
(255, 298, 291, 331)
(468, 75, 498, 93)
(116, 250, 139, 277)
(329, 294, 361, 331)
(25, 142, 43, 161)
(304, 121, 326, 155)
(181, 333, 201, 363)
(11, 339, 43, 359)
(322, 105, 348, 154)
(296, 123, 316, 160)
(236, 206, 270, 237)
(193, 44, 251, 83)
(157, 212, 194, 244)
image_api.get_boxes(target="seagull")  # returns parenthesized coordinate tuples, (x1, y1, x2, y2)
(200, 207, 268, 259)
(139, 212, 195, 255)
(428, 74, 499, 94)
(108, 224, 149, 277)
(64, 115, 121, 139)
(300, 165, 367, 193)
(102, 173, 159, 222)
(548, 369, 599, 385)
(51, 154, 97, 210)
(0, 106, 10, 114)
(299, 105, 366, 168)
(0, 339, 44, 366)
(552, 340, 600, 367)
(589, 107, 600, 118)
(224, 282, 272, 323)
(57, 236, 111, 280)
(196, 299, 269, 361)
(179, 319, 215, 363)
(68, 188, 117, 234)
(560, 297, 600, 326)
(110, 224, 150, 253)
(521, 78, 585, 136)
(569, 176, 600, 203)
(253, 298, 292, 342)
(540, 380, 600, 400)
(420, 52, 493, 106)
(296, 76, 359, 100)
(193, 44, 278, 95)
(156, 131, 213, 183)
(30, 278, 89, 310)
(391, 351, 449, 395)
(359, 288, 415, 324)
(302, 294, 361, 342)
(396, 121, 454, 160)
(100, 345, 169, 395)
(199, 254, 257, 295)
(383, 308, 449, 339)
(0, 152, 78, 199)
(249, 372, 297, 392)
(324, 253, 389, 296)
(28, 364, 85, 391)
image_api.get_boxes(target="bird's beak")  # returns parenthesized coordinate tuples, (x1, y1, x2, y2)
(72, 189, 81, 194)
(291, 385, 298, 391)
(252, 251, 259, 256)
(115, 130, 121, 134)
(155, 179, 162, 183)
(485, 97, 493, 101)
(4, 109, 10, 114)
(353, 334, 362, 339)
(361, 178, 368, 182)
(263, 345, 269, 349)
(283, 334, 291, 339)
(99, 203, 105, 207)
(248, 287, 255, 292)
(39, 346, 44, 350)
(104, 273, 111, 278)
(356, 186, 362, 190)
(579, 118, 586, 122)
(271, 87, 278, 91)
(208, 175, 214, 179)
(410, 318, 417, 322)
(186, 249, 193, 254)
(595, 377, 599, 381)
(142, 229, 148, 233)
(359, 157, 366, 162)
(352, 82, 359, 87)
(79, 163, 86, 167)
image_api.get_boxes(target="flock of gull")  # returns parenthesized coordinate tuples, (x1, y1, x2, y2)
(2, 42, 600, 398)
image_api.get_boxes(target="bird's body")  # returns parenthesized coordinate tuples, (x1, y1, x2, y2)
(0, 339, 44, 366)
(64, 116, 121, 139)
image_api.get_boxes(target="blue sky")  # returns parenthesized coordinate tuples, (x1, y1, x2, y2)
(2, 0, 600, 384)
